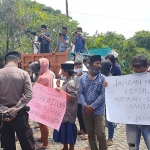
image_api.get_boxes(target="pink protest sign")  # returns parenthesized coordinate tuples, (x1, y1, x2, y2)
(27, 83, 66, 130)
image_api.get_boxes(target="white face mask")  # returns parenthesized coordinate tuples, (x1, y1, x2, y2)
(76, 68, 83, 74)
(60, 75, 66, 80)
(86, 64, 90, 68)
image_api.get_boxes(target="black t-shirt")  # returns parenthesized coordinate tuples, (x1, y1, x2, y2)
(38, 33, 51, 53)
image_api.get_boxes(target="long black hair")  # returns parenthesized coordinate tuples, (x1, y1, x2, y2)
(101, 60, 112, 77)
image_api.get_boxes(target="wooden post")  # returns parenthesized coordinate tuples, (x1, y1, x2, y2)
(66, 0, 69, 17)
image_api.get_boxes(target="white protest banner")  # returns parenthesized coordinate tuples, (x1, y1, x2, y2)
(27, 83, 66, 130)
(105, 74, 150, 125)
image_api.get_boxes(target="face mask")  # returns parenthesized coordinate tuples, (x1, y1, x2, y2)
(133, 72, 147, 75)
(86, 64, 90, 68)
(76, 68, 83, 74)
(60, 75, 66, 80)
(91, 68, 100, 76)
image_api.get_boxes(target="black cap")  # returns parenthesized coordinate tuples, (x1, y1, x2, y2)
(62, 26, 67, 32)
(5, 51, 21, 61)
(61, 63, 74, 71)
(90, 55, 101, 63)
(41, 25, 47, 29)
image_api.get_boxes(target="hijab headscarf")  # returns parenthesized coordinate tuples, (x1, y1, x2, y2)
(29, 58, 53, 88)
(101, 60, 112, 77)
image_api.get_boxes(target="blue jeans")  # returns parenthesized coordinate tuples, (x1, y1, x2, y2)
(126, 124, 150, 150)
(107, 121, 114, 139)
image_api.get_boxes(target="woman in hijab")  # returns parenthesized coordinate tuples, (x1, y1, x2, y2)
(101, 60, 112, 77)
(101, 60, 115, 146)
(29, 58, 53, 149)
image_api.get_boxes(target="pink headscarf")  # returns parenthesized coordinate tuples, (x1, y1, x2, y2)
(37, 58, 53, 88)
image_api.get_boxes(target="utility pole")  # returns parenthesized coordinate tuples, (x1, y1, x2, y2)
(66, 0, 69, 17)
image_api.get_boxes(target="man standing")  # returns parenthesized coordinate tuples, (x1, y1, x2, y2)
(0, 51, 35, 150)
(38, 25, 51, 53)
(73, 27, 89, 54)
(74, 60, 88, 140)
(105, 54, 122, 146)
(30, 32, 39, 54)
(78, 55, 107, 150)
(105, 54, 122, 76)
(54, 27, 69, 53)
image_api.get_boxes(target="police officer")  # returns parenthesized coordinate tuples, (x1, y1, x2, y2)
(0, 51, 35, 150)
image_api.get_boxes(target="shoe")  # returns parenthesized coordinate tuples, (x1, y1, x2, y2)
(107, 140, 113, 146)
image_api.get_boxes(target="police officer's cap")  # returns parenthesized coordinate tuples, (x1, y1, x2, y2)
(5, 51, 21, 61)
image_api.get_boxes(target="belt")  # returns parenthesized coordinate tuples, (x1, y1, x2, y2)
(5, 105, 30, 111)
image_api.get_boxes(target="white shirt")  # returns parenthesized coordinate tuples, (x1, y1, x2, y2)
(70, 42, 75, 52)
(33, 36, 38, 54)
(49, 70, 56, 79)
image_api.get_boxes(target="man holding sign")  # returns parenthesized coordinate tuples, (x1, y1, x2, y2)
(105, 55, 150, 150)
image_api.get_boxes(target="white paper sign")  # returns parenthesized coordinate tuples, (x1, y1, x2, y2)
(53, 79, 64, 88)
(105, 74, 150, 125)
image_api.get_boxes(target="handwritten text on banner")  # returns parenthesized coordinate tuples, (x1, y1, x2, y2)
(105, 74, 150, 125)
(27, 83, 66, 130)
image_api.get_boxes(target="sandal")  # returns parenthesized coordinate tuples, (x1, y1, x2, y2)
(34, 125, 40, 129)
(107, 140, 113, 146)
(81, 134, 88, 140)
(39, 144, 50, 149)
(35, 138, 43, 142)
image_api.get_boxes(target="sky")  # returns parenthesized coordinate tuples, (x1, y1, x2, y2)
(34, 0, 150, 39)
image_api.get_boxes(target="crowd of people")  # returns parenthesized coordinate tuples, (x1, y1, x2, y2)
(31, 25, 88, 54)
(0, 46, 150, 150)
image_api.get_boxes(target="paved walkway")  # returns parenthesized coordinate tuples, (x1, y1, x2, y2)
(15, 120, 148, 150)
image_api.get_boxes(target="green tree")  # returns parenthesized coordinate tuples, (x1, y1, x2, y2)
(86, 31, 150, 74)
(132, 30, 150, 50)
(0, 0, 78, 67)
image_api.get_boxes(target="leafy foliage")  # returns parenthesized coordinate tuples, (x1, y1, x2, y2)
(0, 0, 150, 74)
(0, 0, 78, 67)
(87, 31, 150, 74)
